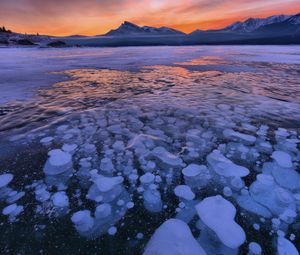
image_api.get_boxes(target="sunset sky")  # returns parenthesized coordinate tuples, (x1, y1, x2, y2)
(1, 0, 300, 36)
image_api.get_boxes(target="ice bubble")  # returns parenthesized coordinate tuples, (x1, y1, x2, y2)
(3, 203, 17, 215)
(145, 161, 156, 171)
(277, 237, 299, 255)
(40, 136, 54, 144)
(43, 149, 73, 175)
(107, 124, 123, 135)
(223, 129, 256, 145)
(87, 174, 124, 203)
(249, 174, 296, 216)
(2, 203, 23, 220)
(182, 164, 211, 188)
(270, 163, 300, 191)
(207, 150, 249, 178)
(0, 174, 13, 188)
(100, 158, 114, 173)
(280, 209, 297, 224)
(117, 199, 125, 206)
(35, 186, 50, 202)
(143, 189, 162, 213)
(143, 219, 207, 255)
(126, 202, 134, 209)
(230, 177, 245, 191)
(71, 210, 94, 234)
(223, 187, 233, 197)
(272, 151, 293, 168)
(253, 223, 260, 231)
(248, 242, 262, 255)
(236, 194, 272, 218)
(56, 125, 69, 132)
(94, 175, 124, 193)
(196, 195, 246, 249)
(62, 144, 78, 154)
(174, 185, 195, 201)
(140, 173, 155, 185)
(95, 204, 111, 219)
(257, 141, 272, 154)
(128, 173, 139, 184)
(136, 232, 144, 239)
(6, 191, 25, 204)
(108, 226, 117, 236)
(151, 147, 183, 167)
(52, 191, 69, 208)
(112, 141, 125, 152)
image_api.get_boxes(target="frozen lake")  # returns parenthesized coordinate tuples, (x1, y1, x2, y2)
(0, 46, 300, 254)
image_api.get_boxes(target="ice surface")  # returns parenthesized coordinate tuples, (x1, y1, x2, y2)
(143, 219, 207, 255)
(0, 46, 300, 252)
(196, 195, 246, 249)
(0, 46, 299, 105)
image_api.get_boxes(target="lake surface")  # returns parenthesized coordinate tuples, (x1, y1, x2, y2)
(0, 46, 299, 254)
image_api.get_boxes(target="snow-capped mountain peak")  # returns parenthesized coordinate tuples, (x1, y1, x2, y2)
(104, 22, 184, 36)
(287, 13, 300, 25)
(225, 15, 292, 32)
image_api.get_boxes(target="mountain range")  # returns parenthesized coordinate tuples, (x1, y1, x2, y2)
(103, 13, 300, 38)
(1, 12, 300, 46)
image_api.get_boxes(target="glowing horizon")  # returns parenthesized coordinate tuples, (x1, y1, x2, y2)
(0, 0, 300, 36)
